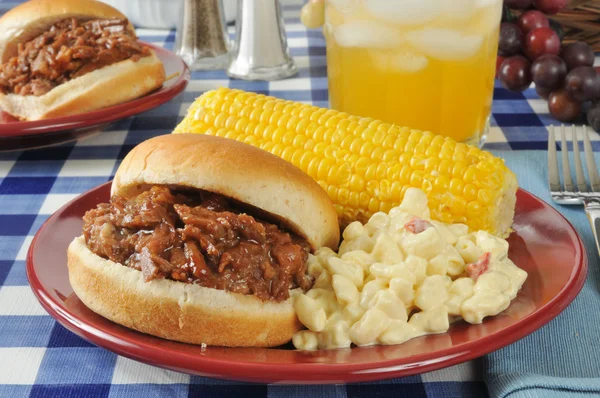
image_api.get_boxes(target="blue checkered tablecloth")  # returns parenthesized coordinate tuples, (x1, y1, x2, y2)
(1, 0, 599, 397)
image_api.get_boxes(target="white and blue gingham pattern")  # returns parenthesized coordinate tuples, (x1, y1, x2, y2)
(0, 0, 599, 397)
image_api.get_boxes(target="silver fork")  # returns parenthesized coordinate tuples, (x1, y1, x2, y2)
(548, 125, 600, 256)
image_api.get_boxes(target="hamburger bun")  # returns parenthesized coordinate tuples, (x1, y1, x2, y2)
(67, 236, 304, 347)
(67, 134, 340, 347)
(0, 0, 165, 121)
(112, 134, 340, 250)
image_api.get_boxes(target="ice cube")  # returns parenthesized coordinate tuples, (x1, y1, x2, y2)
(468, 0, 503, 35)
(390, 52, 429, 73)
(405, 29, 483, 61)
(329, 0, 359, 14)
(325, 3, 346, 29)
(364, 0, 441, 26)
(370, 50, 428, 73)
(334, 21, 402, 49)
(440, 0, 477, 22)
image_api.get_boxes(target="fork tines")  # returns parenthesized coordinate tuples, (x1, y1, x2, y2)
(548, 125, 600, 194)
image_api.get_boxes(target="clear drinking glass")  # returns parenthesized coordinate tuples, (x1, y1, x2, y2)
(324, 0, 503, 145)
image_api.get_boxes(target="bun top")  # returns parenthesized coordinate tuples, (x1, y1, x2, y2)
(0, 0, 135, 62)
(112, 134, 341, 251)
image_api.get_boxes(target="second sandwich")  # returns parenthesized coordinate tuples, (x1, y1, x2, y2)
(0, 0, 165, 120)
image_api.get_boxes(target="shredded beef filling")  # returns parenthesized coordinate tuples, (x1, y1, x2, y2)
(82, 186, 313, 302)
(0, 17, 150, 96)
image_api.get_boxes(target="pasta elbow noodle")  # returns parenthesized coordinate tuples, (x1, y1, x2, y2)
(332, 274, 359, 305)
(455, 236, 484, 264)
(446, 277, 475, 315)
(380, 320, 419, 345)
(401, 228, 444, 259)
(431, 221, 458, 245)
(365, 212, 390, 233)
(475, 231, 509, 259)
(428, 246, 465, 276)
(341, 250, 375, 273)
(369, 290, 408, 322)
(306, 255, 323, 276)
(389, 277, 415, 307)
(404, 255, 428, 285)
(409, 306, 449, 333)
(371, 232, 405, 264)
(350, 308, 390, 346)
(338, 235, 375, 256)
(313, 271, 333, 290)
(448, 223, 469, 238)
(414, 275, 451, 311)
(293, 330, 319, 350)
(370, 262, 415, 283)
(320, 316, 352, 349)
(325, 257, 364, 287)
(294, 295, 327, 332)
(461, 291, 511, 324)
(359, 279, 388, 309)
(398, 187, 430, 219)
(343, 221, 366, 241)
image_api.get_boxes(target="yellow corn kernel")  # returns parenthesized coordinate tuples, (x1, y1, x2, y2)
(349, 174, 366, 192)
(366, 180, 378, 196)
(379, 180, 392, 201)
(385, 163, 401, 180)
(281, 146, 295, 162)
(368, 198, 380, 214)
(399, 165, 412, 185)
(175, 88, 518, 236)
(464, 183, 478, 201)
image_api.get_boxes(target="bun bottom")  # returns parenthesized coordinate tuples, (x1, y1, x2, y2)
(67, 236, 302, 347)
(0, 50, 165, 121)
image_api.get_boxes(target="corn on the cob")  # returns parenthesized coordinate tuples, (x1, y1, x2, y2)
(174, 88, 518, 237)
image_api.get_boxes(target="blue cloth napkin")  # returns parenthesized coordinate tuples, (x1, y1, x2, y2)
(484, 150, 600, 398)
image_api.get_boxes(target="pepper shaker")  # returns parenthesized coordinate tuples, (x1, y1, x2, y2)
(227, 0, 297, 81)
(174, 0, 230, 70)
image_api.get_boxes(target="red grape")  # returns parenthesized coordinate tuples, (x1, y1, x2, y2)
(561, 41, 595, 71)
(498, 23, 523, 56)
(524, 27, 560, 61)
(531, 54, 567, 90)
(517, 10, 549, 35)
(564, 67, 600, 102)
(499, 56, 532, 92)
(534, 0, 568, 15)
(549, 89, 582, 122)
(505, 0, 535, 9)
(535, 85, 553, 99)
(496, 55, 506, 78)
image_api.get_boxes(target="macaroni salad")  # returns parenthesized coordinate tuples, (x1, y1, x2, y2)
(292, 188, 527, 350)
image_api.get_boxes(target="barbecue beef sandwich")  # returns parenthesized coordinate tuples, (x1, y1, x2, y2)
(0, 0, 165, 120)
(67, 134, 340, 347)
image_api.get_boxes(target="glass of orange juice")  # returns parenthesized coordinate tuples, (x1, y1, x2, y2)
(324, 0, 503, 145)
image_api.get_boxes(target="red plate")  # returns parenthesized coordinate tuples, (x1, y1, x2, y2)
(0, 43, 189, 151)
(26, 183, 587, 384)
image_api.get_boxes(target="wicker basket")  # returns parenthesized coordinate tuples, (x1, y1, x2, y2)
(552, 0, 600, 51)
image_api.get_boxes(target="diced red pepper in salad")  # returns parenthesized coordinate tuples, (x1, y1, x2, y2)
(466, 252, 491, 280)
(404, 217, 432, 234)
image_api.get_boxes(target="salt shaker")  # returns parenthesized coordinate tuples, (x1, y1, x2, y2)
(174, 0, 230, 70)
(227, 0, 297, 81)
